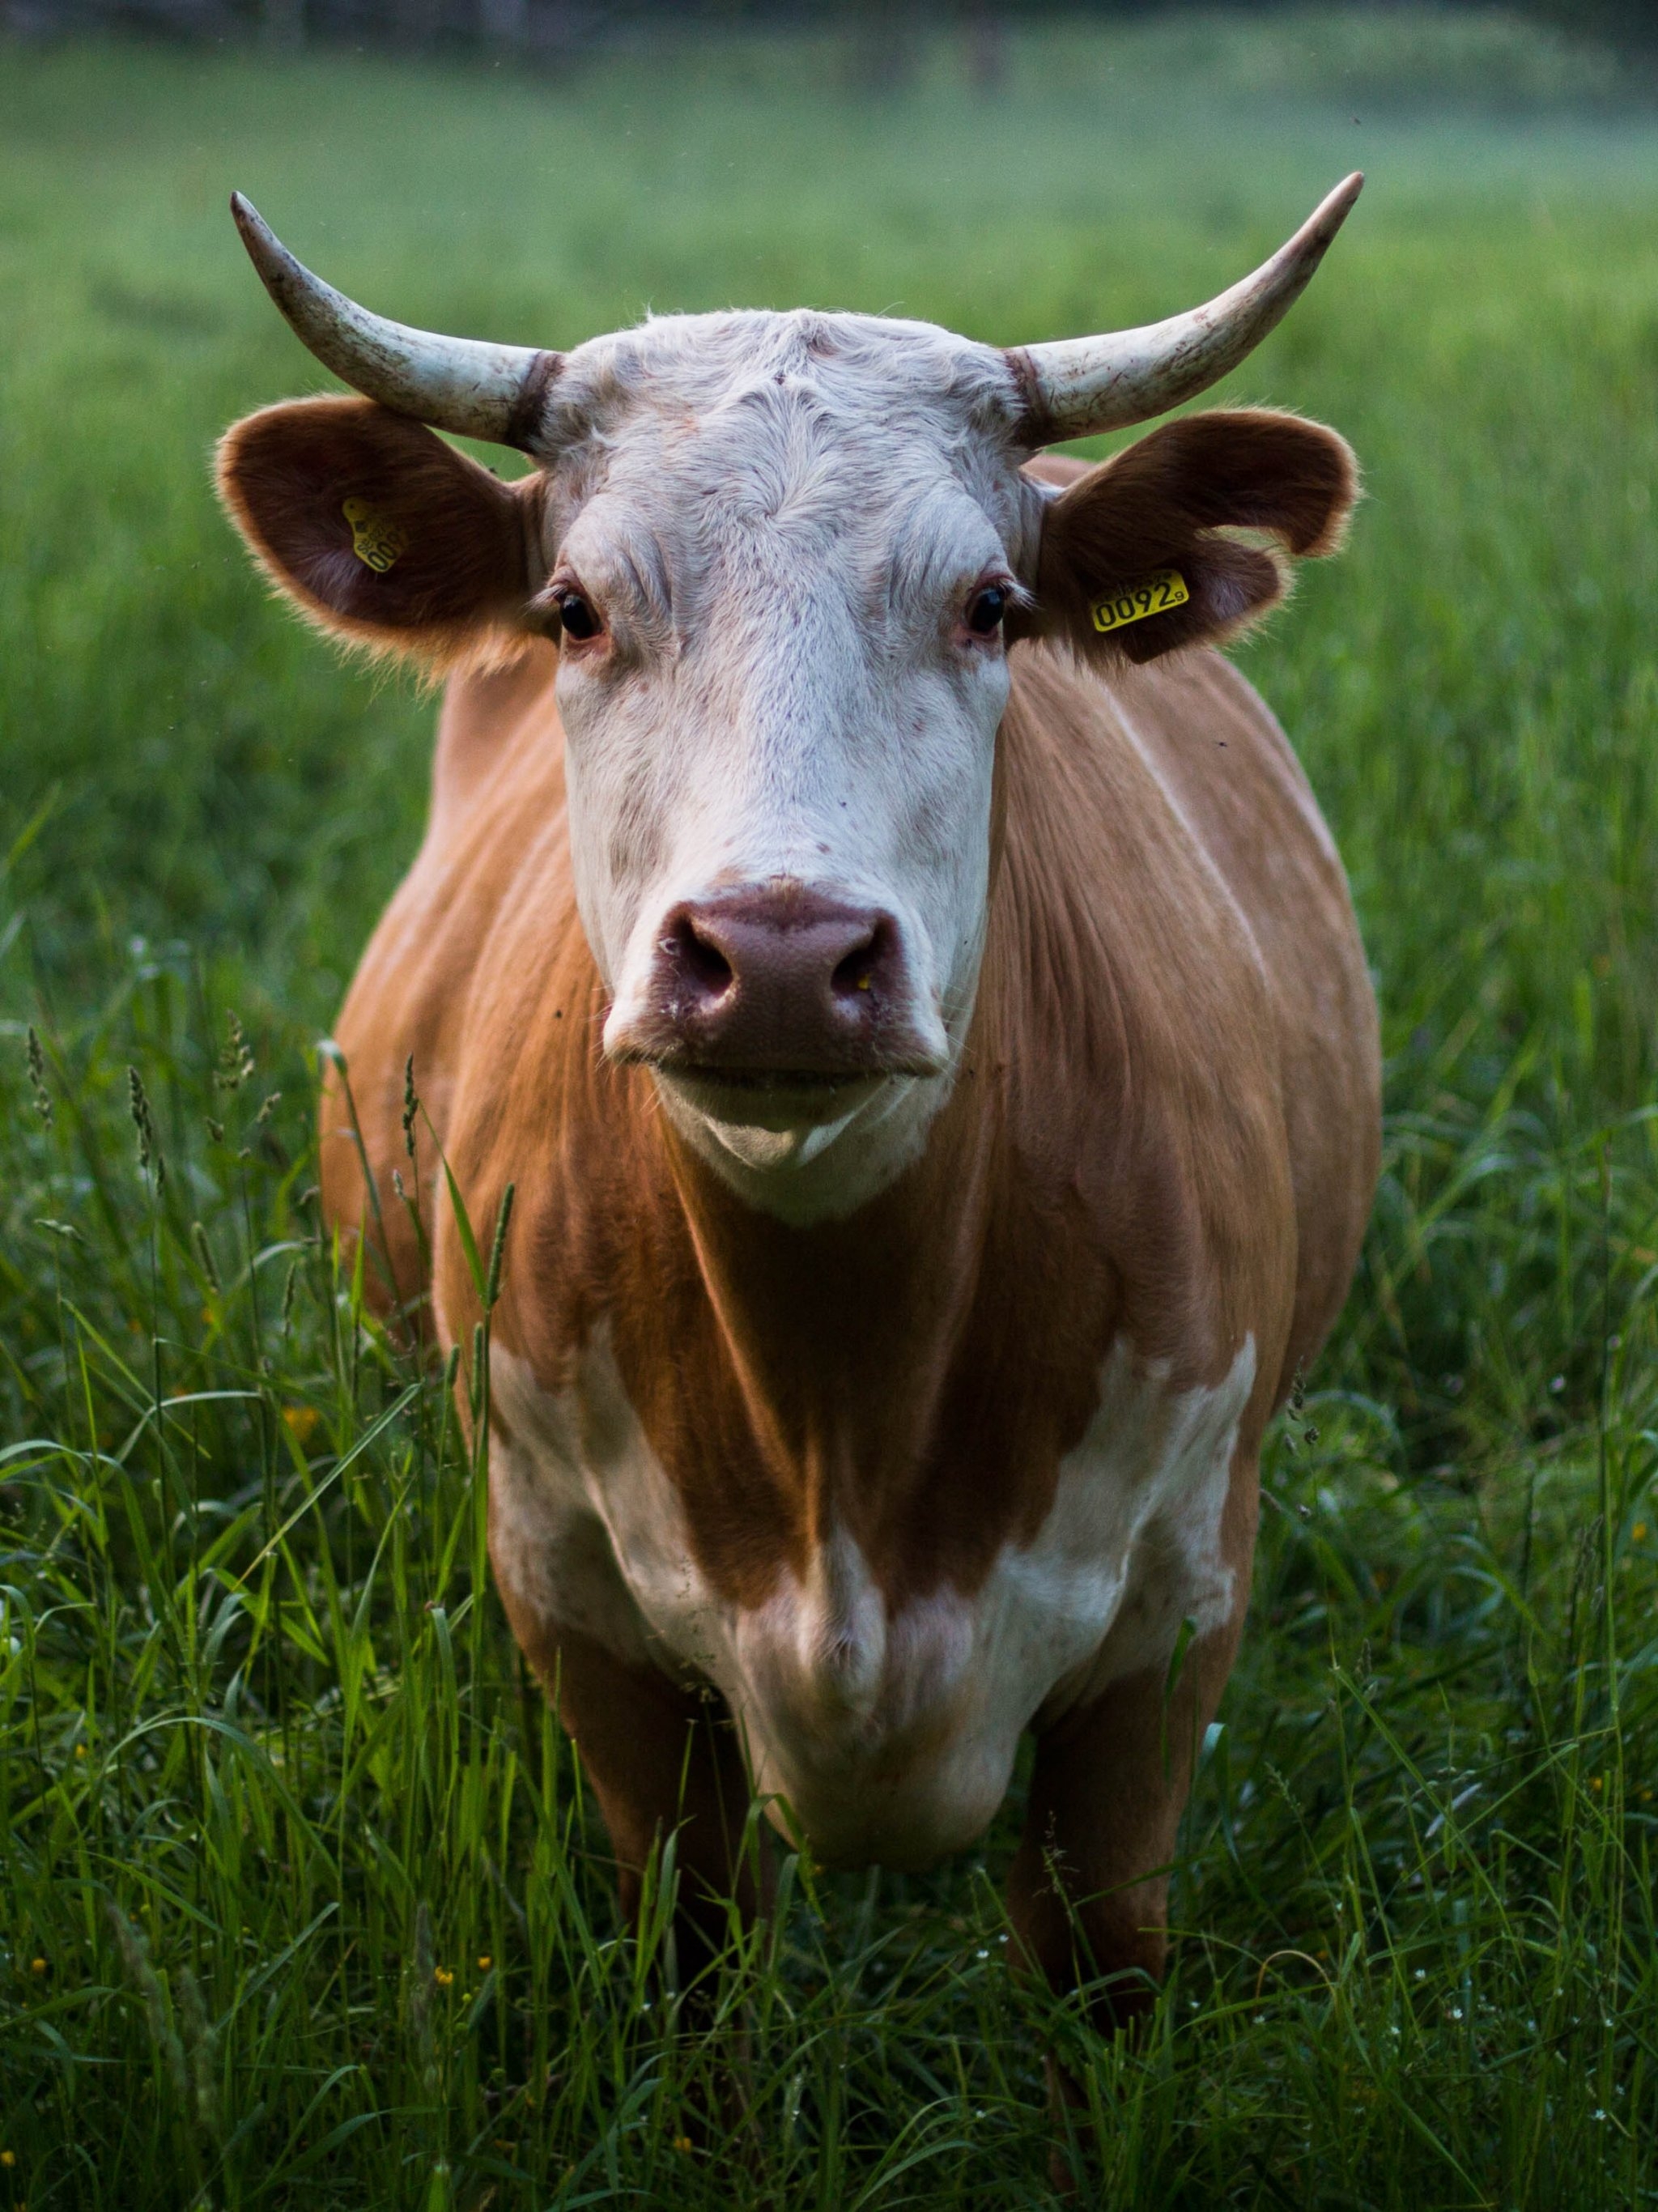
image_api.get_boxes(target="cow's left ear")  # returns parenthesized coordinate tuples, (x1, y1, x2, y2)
(216, 395, 544, 670)
(1016, 409, 1358, 667)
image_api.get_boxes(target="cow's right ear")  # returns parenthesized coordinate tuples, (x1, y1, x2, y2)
(216, 396, 544, 670)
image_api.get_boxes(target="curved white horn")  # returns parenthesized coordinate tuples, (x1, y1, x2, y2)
(231, 194, 562, 449)
(1006, 173, 1363, 445)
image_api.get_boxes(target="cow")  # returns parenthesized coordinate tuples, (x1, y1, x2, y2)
(217, 177, 1380, 2115)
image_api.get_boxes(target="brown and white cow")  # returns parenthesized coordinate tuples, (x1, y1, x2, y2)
(218, 181, 1380, 2056)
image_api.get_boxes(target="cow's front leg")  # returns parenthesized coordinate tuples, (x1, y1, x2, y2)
(508, 1614, 768, 1991)
(1006, 1614, 1242, 2193)
(1007, 1609, 1244, 2040)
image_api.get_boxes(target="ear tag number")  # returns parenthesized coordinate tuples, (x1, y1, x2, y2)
(342, 497, 409, 575)
(1090, 568, 1189, 634)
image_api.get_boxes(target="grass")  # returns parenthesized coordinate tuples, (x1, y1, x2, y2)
(2, 12, 1658, 2206)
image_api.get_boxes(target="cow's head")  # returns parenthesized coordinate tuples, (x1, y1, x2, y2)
(219, 183, 1360, 1221)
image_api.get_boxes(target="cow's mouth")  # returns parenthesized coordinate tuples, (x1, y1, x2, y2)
(661, 1065, 868, 1094)
(623, 1041, 940, 1089)
(645, 1058, 895, 1134)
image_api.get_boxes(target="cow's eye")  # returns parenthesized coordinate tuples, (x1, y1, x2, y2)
(555, 589, 602, 642)
(965, 585, 1007, 637)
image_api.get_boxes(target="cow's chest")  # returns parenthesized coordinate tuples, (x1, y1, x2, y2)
(488, 1329, 1253, 1869)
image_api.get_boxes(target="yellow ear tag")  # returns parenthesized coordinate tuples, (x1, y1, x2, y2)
(342, 496, 409, 575)
(1090, 568, 1189, 634)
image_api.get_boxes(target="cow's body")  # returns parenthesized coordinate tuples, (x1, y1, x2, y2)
(322, 462, 1378, 1894)
(218, 185, 1378, 2087)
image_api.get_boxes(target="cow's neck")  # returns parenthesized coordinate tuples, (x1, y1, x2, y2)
(653, 1063, 998, 1553)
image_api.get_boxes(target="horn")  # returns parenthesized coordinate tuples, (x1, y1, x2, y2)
(1005, 173, 1363, 445)
(230, 194, 562, 450)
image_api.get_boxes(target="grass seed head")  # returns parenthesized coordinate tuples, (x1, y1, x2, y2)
(105, 1901, 186, 2098)
(125, 1066, 164, 1191)
(175, 1963, 220, 2142)
(24, 1027, 52, 1127)
(215, 1011, 254, 1093)
(189, 1222, 221, 1294)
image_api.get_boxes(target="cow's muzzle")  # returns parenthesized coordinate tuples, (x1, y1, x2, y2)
(606, 883, 947, 1091)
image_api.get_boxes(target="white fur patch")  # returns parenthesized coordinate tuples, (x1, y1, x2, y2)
(490, 1329, 1254, 1870)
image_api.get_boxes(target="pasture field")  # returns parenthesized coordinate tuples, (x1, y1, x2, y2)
(3, 14, 1658, 2205)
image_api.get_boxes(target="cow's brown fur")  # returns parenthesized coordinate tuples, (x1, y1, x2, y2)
(227, 417, 1379, 2050)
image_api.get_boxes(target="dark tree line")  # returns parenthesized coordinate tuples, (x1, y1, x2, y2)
(0, 0, 1647, 68)
(1534, 1, 1656, 53)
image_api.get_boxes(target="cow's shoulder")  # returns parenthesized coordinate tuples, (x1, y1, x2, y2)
(994, 639, 1290, 1083)
(1109, 649, 1380, 1381)
(429, 636, 562, 843)
(1105, 650, 1345, 920)
(994, 637, 1376, 1399)
(319, 638, 570, 1314)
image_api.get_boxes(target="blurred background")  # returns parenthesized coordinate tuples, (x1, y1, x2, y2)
(1, 0, 1653, 72)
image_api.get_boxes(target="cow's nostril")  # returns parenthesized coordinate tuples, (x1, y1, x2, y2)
(831, 951, 874, 998)
(831, 921, 888, 1002)
(665, 913, 735, 998)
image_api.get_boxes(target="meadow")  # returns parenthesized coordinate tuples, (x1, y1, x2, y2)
(2, 11, 1658, 2205)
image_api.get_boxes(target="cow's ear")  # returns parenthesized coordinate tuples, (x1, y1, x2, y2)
(1018, 409, 1358, 668)
(216, 396, 543, 670)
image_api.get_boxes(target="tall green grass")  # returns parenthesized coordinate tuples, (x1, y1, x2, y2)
(2, 18, 1657, 2206)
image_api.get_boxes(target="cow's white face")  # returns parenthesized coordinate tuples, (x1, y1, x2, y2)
(532, 312, 1044, 1222)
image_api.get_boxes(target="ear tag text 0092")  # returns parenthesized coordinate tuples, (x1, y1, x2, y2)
(342, 497, 409, 575)
(1090, 568, 1188, 634)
